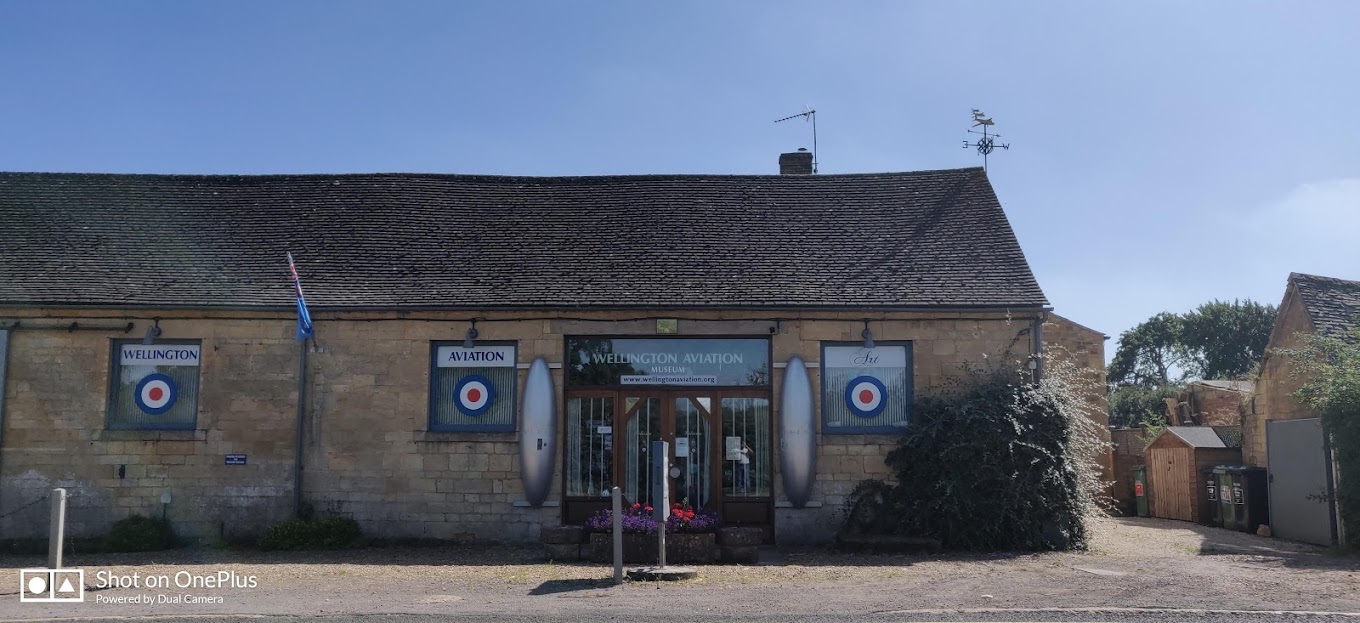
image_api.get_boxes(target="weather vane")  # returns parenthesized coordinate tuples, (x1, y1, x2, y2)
(962, 109, 1010, 171)
(775, 106, 817, 173)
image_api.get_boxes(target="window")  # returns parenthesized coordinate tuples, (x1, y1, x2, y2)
(107, 340, 201, 430)
(721, 397, 771, 497)
(565, 396, 614, 497)
(821, 342, 912, 434)
(429, 342, 517, 432)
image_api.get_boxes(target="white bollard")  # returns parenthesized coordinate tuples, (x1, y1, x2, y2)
(48, 488, 66, 569)
(611, 487, 623, 584)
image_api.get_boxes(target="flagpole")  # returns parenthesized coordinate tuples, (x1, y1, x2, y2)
(294, 336, 307, 518)
(287, 252, 310, 519)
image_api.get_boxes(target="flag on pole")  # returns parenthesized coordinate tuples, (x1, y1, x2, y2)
(287, 252, 314, 342)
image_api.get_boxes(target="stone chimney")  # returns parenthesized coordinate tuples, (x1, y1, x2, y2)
(779, 148, 814, 175)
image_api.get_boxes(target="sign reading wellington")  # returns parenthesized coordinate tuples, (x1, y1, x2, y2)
(121, 345, 199, 415)
(121, 345, 201, 366)
(437, 345, 514, 417)
(566, 338, 770, 387)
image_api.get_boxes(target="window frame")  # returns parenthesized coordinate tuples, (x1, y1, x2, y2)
(427, 340, 518, 433)
(106, 338, 203, 431)
(819, 340, 914, 435)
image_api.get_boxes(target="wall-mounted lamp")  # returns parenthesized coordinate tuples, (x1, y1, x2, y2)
(861, 320, 875, 349)
(142, 318, 162, 345)
(462, 320, 479, 349)
(1027, 355, 1040, 371)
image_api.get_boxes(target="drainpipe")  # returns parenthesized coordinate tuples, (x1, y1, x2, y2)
(1031, 312, 1047, 384)
(0, 326, 9, 510)
(294, 341, 308, 518)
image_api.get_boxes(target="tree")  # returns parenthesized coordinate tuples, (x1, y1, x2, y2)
(1108, 300, 1277, 387)
(1108, 384, 1177, 429)
(1108, 313, 1191, 387)
(1180, 299, 1277, 380)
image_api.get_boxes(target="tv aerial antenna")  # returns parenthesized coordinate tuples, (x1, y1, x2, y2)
(962, 109, 1009, 171)
(774, 106, 817, 173)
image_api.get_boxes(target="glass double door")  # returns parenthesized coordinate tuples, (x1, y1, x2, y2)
(563, 389, 772, 525)
(620, 392, 716, 510)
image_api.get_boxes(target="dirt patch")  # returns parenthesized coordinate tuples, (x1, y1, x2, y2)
(2, 518, 1357, 620)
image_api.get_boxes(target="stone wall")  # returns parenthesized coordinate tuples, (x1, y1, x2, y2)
(1244, 288, 1316, 467)
(0, 308, 1095, 544)
(0, 317, 297, 541)
(1043, 314, 1113, 478)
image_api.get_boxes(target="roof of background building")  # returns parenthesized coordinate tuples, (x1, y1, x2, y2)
(0, 169, 1048, 310)
(1291, 272, 1360, 339)
(1193, 379, 1255, 393)
(1161, 426, 1243, 449)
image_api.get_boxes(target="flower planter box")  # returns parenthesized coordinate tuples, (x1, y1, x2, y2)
(717, 526, 765, 564)
(587, 532, 717, 564)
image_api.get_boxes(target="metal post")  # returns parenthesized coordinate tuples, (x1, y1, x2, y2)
(611, 486, 623, 584)
(651, 440, 670, 569)
(293, 342, 308, 518)
(0, 328, 9, 512)
(48, 488, 66, 569)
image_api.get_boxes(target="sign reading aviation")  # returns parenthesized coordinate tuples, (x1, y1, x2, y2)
(436, 345, 516, 368)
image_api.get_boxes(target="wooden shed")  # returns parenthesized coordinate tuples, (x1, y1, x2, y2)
(1146, 426, 1243, 522)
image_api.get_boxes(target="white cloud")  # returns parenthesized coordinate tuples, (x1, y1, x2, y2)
(1240, 178, 1360, 251)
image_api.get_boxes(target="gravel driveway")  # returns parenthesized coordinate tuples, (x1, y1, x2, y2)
(2, 517, 1358, 621)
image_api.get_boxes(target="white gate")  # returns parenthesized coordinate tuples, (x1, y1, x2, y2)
(1266, 418, 1337, 546)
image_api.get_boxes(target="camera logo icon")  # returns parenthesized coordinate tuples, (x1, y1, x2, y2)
(19, 569, 84, 602)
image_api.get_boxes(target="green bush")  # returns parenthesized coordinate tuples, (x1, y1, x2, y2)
(104, 515, 177, 552)
(843, 361, 1105, 551)
(258, 515, 363, 551)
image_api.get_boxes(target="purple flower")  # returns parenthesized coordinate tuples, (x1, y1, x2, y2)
(584, 507, 659, 535)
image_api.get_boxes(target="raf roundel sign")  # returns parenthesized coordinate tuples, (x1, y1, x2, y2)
(135, 373, 178, 415)
(844, 375, 887, 418)
(454, 374, 495, 417)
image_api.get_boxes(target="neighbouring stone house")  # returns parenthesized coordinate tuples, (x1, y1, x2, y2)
(1164, 380, 1253, 427)
(0, 154, 1110, 544)
(1244, 273, 1360, 467)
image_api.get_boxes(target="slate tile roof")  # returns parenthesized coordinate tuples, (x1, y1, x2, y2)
(0, 169, 1048, 310)
(1291, 272, 1360, 339)
(1162, 425, 1243, 449)
(1194, 379, 1254, 393)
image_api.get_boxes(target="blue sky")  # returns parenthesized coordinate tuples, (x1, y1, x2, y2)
(2, 1, 1357, 352)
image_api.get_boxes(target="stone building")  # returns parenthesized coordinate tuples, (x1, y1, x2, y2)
(0, 156, 1109, 544)
(1164, 380, 1253, 427)
(1244, 272, 1360, 467)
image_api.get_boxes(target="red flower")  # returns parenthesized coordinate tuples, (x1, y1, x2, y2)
(632, 503, 640, 510)
(645, 506, 653, 513)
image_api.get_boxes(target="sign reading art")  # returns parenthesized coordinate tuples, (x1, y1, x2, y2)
(821, 343, 912, 433)
(566, 338, 770, 387)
